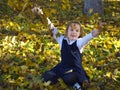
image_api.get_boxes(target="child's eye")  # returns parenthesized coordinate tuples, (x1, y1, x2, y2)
(76, 30, 79, 32)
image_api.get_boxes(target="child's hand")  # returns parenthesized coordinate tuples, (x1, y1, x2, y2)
(32, 6, 55, 30)
(92, 22, 106, 37)
(32, 6, 49, 26)
(97, 22, 106, 33)
(32, 6, 44, 15)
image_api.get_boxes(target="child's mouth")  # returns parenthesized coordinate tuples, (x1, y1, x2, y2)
(71, 35, 76, 38)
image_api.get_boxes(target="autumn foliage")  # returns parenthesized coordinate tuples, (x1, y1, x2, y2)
(0, 0, 120, 90)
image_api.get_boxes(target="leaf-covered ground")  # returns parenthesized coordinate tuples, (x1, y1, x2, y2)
(0, 0, 120, 90)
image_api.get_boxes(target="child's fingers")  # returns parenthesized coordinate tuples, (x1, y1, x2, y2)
(97, 22, 107, 32)
(32, 7, 44, 15)
(98, 22, 106, 28)
(32, 7, 38, 13)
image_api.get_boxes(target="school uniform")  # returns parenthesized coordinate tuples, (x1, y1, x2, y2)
(43, 27, 94, 86)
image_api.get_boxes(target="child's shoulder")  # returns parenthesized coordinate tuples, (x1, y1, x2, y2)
(77, 38, 82, 41)
(76, 38, 83, 43)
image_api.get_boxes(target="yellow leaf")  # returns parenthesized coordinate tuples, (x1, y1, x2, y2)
(90, 51, 93, 55)
(106, 44, 112, 49)
(98, 60, 105, 65)
(89, 8, 93, 14)
(8, 79, 15, 84)
(112, 75, 119, 81)
(17, 76, 24, 82)
(105, 72, 112, 78)
(5, 75, 11, 79)
(50, 9, 56, 14)
(9, 21, 14, 26)
(62, 5, 66, 10)
(43, 81, 51, 86)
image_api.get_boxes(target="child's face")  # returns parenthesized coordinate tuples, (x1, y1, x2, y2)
(67, 23, 81, 41)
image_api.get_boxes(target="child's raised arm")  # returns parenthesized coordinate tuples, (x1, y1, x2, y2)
(77, 22, 106, 52)
(32, 6, 55, 30)
(46, 18, 55, 30)
(32, 6, 62, 43)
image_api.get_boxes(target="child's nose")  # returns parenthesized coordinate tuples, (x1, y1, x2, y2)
(73, 30, 76, 33)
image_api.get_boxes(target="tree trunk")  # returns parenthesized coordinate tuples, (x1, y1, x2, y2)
(84, 0, 104, 16)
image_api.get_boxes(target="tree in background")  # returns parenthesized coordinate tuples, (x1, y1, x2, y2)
(84, 0, 104, 16)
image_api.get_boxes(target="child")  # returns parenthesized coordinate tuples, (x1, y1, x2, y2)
(32, 7, 104, 90)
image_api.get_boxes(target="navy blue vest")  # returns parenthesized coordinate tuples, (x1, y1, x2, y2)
(51, 39, 89, 82)
(61, 39, 83, 69)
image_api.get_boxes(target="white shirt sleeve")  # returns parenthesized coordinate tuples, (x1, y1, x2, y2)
(52, 27, 64, 49)
(47, 18, 64, 48)
(77, 32, 94, 53)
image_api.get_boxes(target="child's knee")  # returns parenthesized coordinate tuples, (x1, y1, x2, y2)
(43, 71, 58, 84)
(62, 72, 78, 86)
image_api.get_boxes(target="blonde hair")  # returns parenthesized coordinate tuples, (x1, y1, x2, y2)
(66, 21, 83, 38)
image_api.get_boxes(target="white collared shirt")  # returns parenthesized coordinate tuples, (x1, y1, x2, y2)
(52, 27, 94, 53)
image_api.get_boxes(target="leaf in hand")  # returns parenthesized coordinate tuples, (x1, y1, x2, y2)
(32, 7, 48, 26)
(97, 22, 106, 32)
